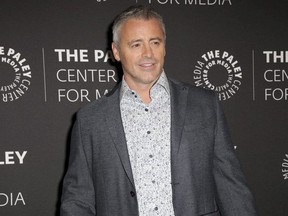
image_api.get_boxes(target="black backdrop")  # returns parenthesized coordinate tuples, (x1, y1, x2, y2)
(1, 0, 288, 215)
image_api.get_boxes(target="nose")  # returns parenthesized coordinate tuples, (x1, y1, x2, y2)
(142, 43, 153, 58)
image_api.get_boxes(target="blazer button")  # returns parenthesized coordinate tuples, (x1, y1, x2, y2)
(130, 191, 136, 197)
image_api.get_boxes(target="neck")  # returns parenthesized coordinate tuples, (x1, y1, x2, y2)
(136, 87, 152, 104)
(124, 79, 157, 104)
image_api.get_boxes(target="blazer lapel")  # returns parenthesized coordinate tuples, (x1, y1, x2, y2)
(105, 86, 135, 188)
(169, 79, 188, 176)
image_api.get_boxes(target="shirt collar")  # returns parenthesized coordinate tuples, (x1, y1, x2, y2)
(119, 71, 170, 101)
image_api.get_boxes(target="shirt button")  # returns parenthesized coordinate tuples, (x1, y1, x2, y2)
(154, 207, 158, 211)
(152, 180, 155, 184)
(147, 131, 151, 134)
(130, 191, 135, 197)
(145, 108, 149, 112)
(149, 154, 153, 158)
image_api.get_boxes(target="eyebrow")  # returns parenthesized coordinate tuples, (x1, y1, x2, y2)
(150, 37, 162, 42)
(128, 37, 163, 46)
(128, 39, 143, 46)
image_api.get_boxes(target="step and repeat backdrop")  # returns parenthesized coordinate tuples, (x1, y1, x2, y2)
(1, 0, 287, 215)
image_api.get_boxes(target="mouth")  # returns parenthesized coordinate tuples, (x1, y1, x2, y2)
(140, 63, 154, 66)
(139, 61, 156, 70)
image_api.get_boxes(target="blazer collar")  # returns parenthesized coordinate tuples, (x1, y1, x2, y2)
(169, 79, 188, 176)
(105, 85, 136, 188)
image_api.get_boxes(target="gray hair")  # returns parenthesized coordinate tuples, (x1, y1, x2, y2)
(112, 5, 166, 47)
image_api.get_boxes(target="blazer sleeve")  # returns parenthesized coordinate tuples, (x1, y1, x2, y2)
(60, 117, 96, 216)
(212, 96, 258, 216)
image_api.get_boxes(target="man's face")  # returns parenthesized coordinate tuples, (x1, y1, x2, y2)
(112, 18, 166, 88)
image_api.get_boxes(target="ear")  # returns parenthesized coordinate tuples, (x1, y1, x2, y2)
(112, 42, 121, 62)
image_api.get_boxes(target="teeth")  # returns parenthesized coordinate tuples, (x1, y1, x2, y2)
(141, 63, 153, 66)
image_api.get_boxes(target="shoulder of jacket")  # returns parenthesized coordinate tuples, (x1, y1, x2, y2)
(169, 77, 216, 98)
(76, 83, 120, 120)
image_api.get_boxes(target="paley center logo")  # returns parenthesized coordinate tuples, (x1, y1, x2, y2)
(193, 50, 242, 100)
(282, 154, 288, 180)
(0, 46, 32, 102)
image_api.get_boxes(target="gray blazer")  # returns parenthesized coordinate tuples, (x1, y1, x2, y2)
(60, 78, 257, 216)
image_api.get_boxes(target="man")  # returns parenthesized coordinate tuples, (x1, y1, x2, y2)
(60, 5, 257, 216)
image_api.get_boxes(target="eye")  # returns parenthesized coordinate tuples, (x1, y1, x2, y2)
(151, 40, 161, 46)
(131, 43, 141, 48)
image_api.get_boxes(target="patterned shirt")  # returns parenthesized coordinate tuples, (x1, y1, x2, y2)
(120, 72, 175, 216)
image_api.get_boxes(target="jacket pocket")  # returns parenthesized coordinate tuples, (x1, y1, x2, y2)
(199, 199, 220, 216)
(200, 210, 221, 216)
